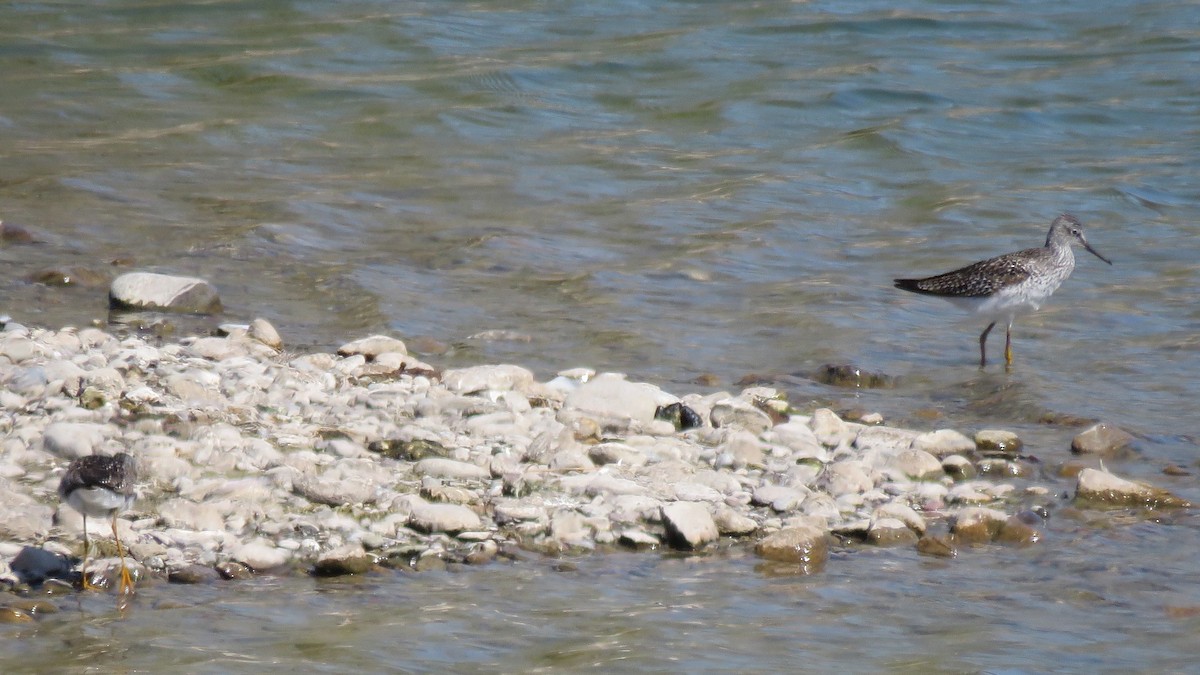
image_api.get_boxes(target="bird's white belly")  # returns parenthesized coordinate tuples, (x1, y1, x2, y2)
(67, 487, 134, 517)
(944, 279, 1063, 323)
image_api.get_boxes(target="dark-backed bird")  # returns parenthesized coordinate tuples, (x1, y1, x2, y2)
(894, 213, 1112, 367)
(57, 452, 138, 594)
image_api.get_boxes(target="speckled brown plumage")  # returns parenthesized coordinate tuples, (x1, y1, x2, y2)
(894, 252, 1038, 297)
(57, 452, 138, 594)
(57, 453, 138, 507)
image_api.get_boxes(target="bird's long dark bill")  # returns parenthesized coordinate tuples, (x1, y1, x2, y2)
(1084, 241, 1113, 265)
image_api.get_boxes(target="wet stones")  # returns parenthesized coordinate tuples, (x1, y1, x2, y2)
(913, 429, 976, 458)
(337, 334, 407, 359)
(1074, 468, 1190, 509)
(975, 429, 1023, 456)
(754, 525, 829, 573)
(812, 364, 895, 389)
(1071, 423, 1135, 457)
(312, 544, 374, 577)
(109, 272, 222, 314)
(0, 320, 1179, 594)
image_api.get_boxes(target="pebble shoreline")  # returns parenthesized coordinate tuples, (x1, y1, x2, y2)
(0, 315, 1189, 601)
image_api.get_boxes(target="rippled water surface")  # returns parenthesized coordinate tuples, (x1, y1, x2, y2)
(3, 0, 1200, 670)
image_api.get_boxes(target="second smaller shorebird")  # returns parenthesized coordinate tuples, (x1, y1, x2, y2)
(57, 452, 138, 594)
(894, 214, 1112, 367)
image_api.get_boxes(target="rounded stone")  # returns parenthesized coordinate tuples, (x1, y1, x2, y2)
(948, 507, 1008, 543)
(754, 525, 829, 573)
(248, 318, 283, 350)
(313, 544, 373, 577)
(337, 335, 408, 359)
(974, 429, 1023, 455)
(661, 501, 719, 550)
(109, 272, 222, 314)
(1071, 423, 1135, 457)
(913, 429, 977, 458)
(1074, 468, 1190, 509)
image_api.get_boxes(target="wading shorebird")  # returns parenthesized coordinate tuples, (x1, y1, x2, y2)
(894, 214, 1112, 367)
(58, 452, 138, 594)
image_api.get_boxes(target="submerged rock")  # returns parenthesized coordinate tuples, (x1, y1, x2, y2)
(1071, 423, 1135, 457)
(812, 364, 895, 389)
(1074, 468, 1190, 509)
(109, 272, 222, 314)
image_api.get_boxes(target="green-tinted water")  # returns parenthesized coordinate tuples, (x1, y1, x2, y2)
(3, 0, 1199, 670)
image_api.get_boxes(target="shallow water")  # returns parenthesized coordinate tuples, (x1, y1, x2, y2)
(3, 0, 1200, 670)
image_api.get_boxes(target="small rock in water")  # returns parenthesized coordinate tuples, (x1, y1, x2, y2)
(975, 429, 1023, 456)
(916, 534, 957, 558)
(812, 364, 895, 389)
(313, 544, 373, 577)
(0, 221, 36, 244)
(109, 272, 222, 314)
(169, 564, 222, 584)
(913, 429, 976, 458)
(337, 335, 407, 359)
(754, 525, 829, 573)
(949, 507, 1009, 544)
(1074, 468, 1190, 509)
(1071, 423, 1135, 457)
(867, 518, 919, 547)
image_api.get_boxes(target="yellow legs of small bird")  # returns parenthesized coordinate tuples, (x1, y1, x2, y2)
(978, 321, 1015, 369)
(78, 513, 134, 594)
(113, 512, 134, 595)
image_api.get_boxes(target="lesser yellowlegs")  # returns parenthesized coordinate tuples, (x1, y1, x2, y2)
(57, 452, 138, 594)
(894, 214, 1112, 367)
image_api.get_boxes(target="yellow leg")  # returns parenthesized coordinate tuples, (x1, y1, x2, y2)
(79, 515, 102, 592)
(113, 515, 134, 595)
(1004, 325, 1013, 366)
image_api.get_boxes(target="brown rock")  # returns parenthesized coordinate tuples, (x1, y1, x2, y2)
(949, 507, 1008, 544)
(995, 514, 1042, 546)
(975, 429, 1023, 456)
(916, 534, 957, 558)
(216, 561, 254, 580)
(755, 525, 829, 573)
(313, 545, 374, 577)
(169, 564, 222, 584)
